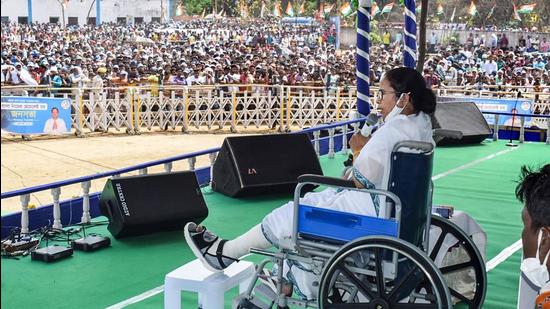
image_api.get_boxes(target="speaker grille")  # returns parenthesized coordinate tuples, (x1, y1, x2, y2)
(433, 101, 492, 145)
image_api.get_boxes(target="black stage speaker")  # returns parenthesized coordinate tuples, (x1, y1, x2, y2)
(99, 171, 208, 238)
(212, 133, 323, 197)
(432, 101, 492, 145)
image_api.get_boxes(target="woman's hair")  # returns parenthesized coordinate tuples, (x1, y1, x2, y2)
(516, 164, 550, 231)
(384, 67, 437, 114)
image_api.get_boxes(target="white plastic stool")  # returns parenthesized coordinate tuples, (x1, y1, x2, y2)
(164, 259, 255, 309)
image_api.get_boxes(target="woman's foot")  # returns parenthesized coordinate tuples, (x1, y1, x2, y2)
(184, 222, 239, 272)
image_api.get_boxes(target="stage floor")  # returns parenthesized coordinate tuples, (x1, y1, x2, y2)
(1, 140, 548, 308)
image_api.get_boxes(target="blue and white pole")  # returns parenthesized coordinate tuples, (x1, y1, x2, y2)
(356, 0, 372, 116)
(403, 0, 417, 68)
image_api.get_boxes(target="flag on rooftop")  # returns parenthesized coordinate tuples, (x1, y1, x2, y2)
(513, 4, 522, 21)
(285, 1, 294, 16)
(437, 3, 444, 15)
(372, 2, 381, 17)
(273, 2, 282, 17)
(340, 2, 353, 17)
(468, 1, 477, 16)
(381, 2, 394, 14)
(518, 3, 536, 14)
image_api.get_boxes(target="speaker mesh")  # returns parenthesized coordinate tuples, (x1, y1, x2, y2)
(433, 101, 492, 145)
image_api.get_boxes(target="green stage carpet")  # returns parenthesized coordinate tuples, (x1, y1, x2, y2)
(1, 140, 548, 308)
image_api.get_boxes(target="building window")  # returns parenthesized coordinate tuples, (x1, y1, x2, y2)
(49, 17, 59, 24)
(151, 17, 161, 23)
(1, 16, 9, 24)
(67, 17, 78, 26)
(87, 17, 96, 25)
(134, 17, 144, 24)
(117, 17, 126, 24)
(17, 16, 28, 24)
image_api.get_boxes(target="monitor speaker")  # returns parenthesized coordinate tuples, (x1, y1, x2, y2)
(212, 133, 323, 197)
(432, 101, 492, 145)
(99, 171, 208, 238)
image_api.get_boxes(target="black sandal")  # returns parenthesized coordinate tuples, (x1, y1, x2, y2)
(184, 222, 239, 272)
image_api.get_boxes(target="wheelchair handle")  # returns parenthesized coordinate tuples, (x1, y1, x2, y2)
(297, 174, 355, 189)
(392, 141, 434, 154)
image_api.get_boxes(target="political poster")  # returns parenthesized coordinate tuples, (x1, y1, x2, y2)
(1, 96, 72, 135)
(441, 97, 534, 127)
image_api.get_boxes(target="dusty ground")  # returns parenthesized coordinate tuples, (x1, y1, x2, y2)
(1, 129, 269, 213)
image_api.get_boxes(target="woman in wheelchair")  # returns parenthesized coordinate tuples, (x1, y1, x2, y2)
(185, 67, 437, 284)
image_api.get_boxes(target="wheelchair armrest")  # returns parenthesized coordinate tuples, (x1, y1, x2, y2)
(298, 174, 355, 189)
(433, 129, 463, 140)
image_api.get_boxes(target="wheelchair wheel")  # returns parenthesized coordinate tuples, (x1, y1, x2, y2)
(429, 215, 487, 309)
(319, 236, 452, 309)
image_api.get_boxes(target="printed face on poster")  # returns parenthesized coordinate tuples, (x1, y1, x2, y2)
(1, 96, 72, 135)
(448, 97, 533, 127)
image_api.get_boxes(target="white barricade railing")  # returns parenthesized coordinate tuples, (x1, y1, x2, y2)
(1, 84, 549, 135)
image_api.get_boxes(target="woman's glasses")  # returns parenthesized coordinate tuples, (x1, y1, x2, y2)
(378, 89, 402, 98)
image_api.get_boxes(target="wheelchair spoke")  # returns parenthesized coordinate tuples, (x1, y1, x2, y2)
(429, 230, 447, 260)
(440, 261, 474, 274)
(338, 265, 376, 300)
(386, 264, 420, 301)
(449, 287, 474, 307)
(374, 248, 385, 297)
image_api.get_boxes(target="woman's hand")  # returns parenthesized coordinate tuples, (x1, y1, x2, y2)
(350, 133, 371, 156)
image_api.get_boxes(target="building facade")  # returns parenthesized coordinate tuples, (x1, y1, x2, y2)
(0, 0, 175, 25)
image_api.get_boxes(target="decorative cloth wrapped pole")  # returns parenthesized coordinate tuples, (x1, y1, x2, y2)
(404, 0, 417, 68)
(356, 0, 372, 116)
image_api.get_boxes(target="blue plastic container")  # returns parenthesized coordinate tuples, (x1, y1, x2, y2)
(297, 204, 399, 244)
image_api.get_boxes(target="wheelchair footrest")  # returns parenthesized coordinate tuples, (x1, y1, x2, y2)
(255, 283, 278, 302)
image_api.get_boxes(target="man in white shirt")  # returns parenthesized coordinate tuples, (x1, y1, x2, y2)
(482, 55, 498, 75)
(516, 165, 550, 308)
(43, 107, 68, 134)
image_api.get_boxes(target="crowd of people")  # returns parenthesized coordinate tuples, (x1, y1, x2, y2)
(0, 19, 549, 108)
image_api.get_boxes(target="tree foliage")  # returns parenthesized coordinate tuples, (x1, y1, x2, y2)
(178, 0, 549, 30)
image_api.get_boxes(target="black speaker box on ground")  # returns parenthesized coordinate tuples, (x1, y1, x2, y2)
(99, 171, 208, 238)
(432, 100, 492, 145)
(212, 133, 324, 197)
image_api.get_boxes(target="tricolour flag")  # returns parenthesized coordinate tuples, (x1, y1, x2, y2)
(299, 1, 305, 15)
(340, 2, 353, 16)
(372, 2, 381, 17)
(381, 2, 394, 14)
(468, 1, 477, 16)
(513, 4, 521, 21)
(273, 2, 282, 17)
(437, 3, 444, 15)
(518, 3, 536, 14)
(285, 2, 294, 16)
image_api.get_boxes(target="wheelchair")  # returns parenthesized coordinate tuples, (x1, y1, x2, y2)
(233, 141, 486, 309)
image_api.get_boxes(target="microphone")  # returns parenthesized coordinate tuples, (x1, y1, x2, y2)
(351, 111, 380, 137)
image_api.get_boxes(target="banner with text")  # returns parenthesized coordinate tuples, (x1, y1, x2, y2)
(443, 97, 534, 127)
(1, 96, 72, 135)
